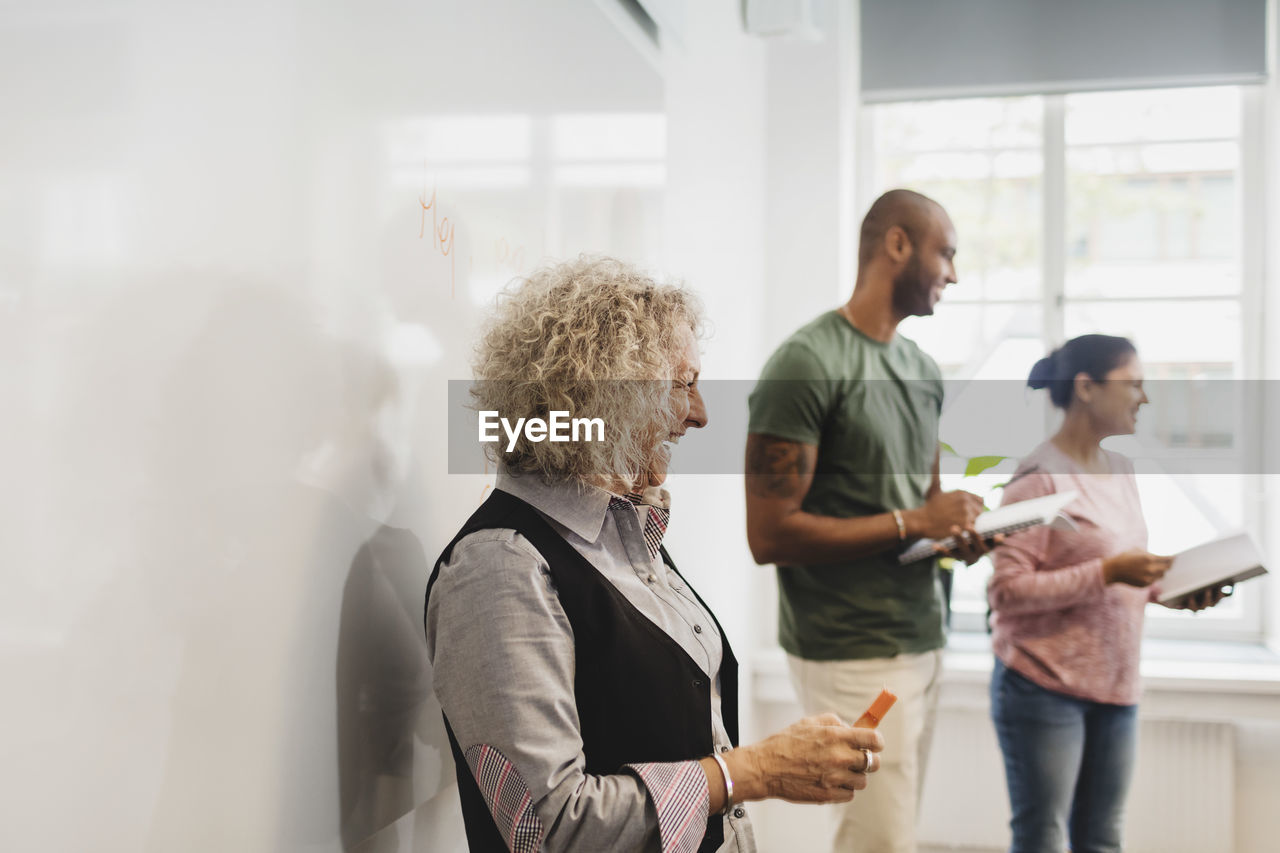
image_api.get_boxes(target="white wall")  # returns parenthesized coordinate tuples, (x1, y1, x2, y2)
(761, 0, 861, 349)
(1262, 2, 1280, 663)
(658, 0, 769, 738)
(1237, 721, 1280, 853)
(1243, 6, 1280, 853)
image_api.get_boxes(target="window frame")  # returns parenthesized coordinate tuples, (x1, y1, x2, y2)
(859, 86, 1267, 643)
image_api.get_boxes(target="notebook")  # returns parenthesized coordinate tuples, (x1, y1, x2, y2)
(1156, 532, 1268, 605)
(897, 489, 1080, 565)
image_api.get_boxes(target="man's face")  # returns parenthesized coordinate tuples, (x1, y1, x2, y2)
(891, 210, 958, 318)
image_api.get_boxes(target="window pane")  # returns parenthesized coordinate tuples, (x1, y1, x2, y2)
(1138, 471, 1248, 623)
(1065, 87, 1240, 145)
(1064, 300, 1241, 376)
(901, 302, 1043, 379)
(1065, 87, 1240, 299)
(875, 97, 1043, 151)
(872, 97, 1043, 302)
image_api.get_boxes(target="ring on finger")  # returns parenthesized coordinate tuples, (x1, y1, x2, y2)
(861, 747, 874, 773)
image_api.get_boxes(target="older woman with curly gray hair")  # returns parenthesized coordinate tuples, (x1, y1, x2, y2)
(425, 256, 885, 853)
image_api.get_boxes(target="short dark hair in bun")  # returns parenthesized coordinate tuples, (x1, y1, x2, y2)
(1027, 334, 1137, 409)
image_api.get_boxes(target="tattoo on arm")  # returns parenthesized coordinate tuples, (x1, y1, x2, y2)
(746, 436, 816, 498)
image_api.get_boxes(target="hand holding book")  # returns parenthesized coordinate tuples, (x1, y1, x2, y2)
(899, 489, 996, 564)
(907, 489, 986, 540)
(1163, 584, 1233, 612)
(899, 490, 1080, 565)
(1101, 550, 1172, 587)
(1153, 532, 1266, 606)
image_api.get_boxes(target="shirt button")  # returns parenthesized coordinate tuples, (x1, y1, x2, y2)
(733, 807, 745, 819)
(646, 574, 656, 584)
(720, 745, 730, 753)
(694, 624, 703, 634)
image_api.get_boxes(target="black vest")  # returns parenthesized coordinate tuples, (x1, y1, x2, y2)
(426, 489, 739, 853)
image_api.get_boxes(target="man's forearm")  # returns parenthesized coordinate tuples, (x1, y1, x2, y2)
(750, 508, 907, 566)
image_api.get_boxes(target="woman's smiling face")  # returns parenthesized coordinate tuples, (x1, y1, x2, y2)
(1083, 354, 1149, 436)
(644, 325, 708, 488)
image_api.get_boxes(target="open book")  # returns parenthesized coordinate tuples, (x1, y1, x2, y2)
(1156, 532, 1268, 605)
(898, 490, 1080, 565)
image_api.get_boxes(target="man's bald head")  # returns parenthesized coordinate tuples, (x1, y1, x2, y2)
(858, 189, 945, 268)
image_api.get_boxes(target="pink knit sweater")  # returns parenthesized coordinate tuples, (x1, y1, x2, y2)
(988, 441, 1158, 706)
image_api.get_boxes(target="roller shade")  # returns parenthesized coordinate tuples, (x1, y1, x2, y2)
(861, 0, 1268, 102)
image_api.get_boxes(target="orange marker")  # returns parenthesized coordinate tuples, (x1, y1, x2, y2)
(853, 688, 897, 729)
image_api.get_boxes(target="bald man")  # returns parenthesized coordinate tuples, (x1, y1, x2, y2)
(745, 190, 990, 852)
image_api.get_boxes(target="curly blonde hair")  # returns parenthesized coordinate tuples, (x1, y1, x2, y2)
(471, 255, 704, 489)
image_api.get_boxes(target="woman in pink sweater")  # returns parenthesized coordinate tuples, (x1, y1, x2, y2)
(988, 334, 1228, 853)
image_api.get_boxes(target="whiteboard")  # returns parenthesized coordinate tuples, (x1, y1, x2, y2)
(1, 1, 664, 850)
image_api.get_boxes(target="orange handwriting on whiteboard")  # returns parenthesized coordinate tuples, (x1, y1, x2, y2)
(495, 237, 525, 273)
(419, 168, 457, 297)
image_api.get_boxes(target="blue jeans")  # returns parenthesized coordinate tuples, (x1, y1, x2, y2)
(989, 658, 1138, 853)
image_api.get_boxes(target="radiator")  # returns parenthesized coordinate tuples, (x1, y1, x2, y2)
(918, 713, 1236, 853)
(1125, 719, 1236, 852)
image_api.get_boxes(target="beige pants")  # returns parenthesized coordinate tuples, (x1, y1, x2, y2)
(786, 650, 943, 853)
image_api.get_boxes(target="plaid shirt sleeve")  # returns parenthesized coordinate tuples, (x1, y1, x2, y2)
(625, 761, 712, 853)
(460, 748, 711, 853)
(463, 744, 544, 853)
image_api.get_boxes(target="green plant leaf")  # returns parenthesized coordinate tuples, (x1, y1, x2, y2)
(963, 455, 1007, 478)
(939, 441, 958, 456)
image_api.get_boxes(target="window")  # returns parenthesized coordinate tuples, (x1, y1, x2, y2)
(863, 86, 1262, 641)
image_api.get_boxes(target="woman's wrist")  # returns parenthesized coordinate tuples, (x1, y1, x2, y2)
(699, 756, 728, 814)
(701, 749, 757, 812)
(710, 752, 734, 811)
(721, 746, 762, 803)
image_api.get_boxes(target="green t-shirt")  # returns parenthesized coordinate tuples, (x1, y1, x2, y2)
(748, 310, 945, 660)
